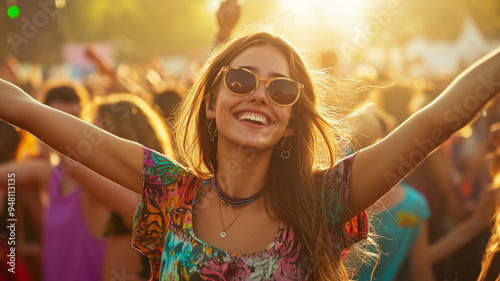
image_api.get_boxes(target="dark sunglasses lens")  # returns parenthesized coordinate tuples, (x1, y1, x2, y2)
(268, 79, 298, 105)
(225, 69, 256, 95)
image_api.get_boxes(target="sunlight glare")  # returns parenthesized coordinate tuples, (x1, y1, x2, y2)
(277, 0, 370, 29)
(206, 0, 221, 13)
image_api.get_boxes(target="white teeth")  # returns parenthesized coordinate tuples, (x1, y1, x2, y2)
(238, 114, 269, 125)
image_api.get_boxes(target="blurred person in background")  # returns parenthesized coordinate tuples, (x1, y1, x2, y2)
(430, 122, 500, 280)
(153, 89, 183, 159)
(432, 95, 500, 279)
(79, 93, 174, 281)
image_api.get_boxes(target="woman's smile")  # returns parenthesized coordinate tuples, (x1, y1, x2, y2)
(237, 112, 270, 126)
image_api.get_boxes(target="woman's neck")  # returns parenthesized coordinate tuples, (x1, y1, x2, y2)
(215, 141, 273, 198)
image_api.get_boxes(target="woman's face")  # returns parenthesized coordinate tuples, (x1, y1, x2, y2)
(207, 44, 295, 151)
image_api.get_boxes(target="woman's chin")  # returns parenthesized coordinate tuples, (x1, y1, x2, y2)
(234, 135, 278, 150)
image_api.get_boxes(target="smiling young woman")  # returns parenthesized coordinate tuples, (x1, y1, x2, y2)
(171, 32, 369, 280)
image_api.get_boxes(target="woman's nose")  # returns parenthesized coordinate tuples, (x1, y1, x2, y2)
(247, 78, 268, 105)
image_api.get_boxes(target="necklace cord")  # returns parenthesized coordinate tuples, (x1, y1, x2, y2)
(218, 199, 247, 238)
(192, 179, 212, 206)
(213, 173, 264, 207)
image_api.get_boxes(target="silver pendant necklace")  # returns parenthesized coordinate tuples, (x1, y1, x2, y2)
(218, 199, 247, 238)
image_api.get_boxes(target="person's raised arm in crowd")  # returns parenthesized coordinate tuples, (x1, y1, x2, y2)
(430, 122, 500, 265)
(215, 0, 241, 46)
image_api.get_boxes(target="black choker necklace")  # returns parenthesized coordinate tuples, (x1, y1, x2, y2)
(212, 174, 264, 207)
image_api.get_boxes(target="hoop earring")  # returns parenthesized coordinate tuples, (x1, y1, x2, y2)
(208, 120, 218, 141)
(281, 138, 291, 159)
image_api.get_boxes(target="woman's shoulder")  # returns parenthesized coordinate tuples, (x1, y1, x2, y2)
(315, 152, 357, 187)
(143, 146, 190, 187)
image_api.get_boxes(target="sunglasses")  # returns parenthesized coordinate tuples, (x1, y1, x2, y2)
(213, 66, 303, 106)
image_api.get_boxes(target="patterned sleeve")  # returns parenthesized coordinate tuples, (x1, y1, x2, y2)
(132, 147, 189, 280)
(323, 153, 368, 250)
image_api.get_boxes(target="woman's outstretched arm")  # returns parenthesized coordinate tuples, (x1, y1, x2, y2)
(345, 46, 500, 221)
(0, 80, 144, 194)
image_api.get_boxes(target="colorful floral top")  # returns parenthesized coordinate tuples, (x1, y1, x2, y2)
(133, 147, 368, 281)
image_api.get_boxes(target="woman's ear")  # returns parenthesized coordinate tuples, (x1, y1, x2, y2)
(205, 94, 216, 118)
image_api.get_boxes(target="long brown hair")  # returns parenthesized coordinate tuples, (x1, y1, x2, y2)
(175, 30, 358, 280)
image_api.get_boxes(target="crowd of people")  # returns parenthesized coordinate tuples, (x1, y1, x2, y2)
(0, 1, 499, 280)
